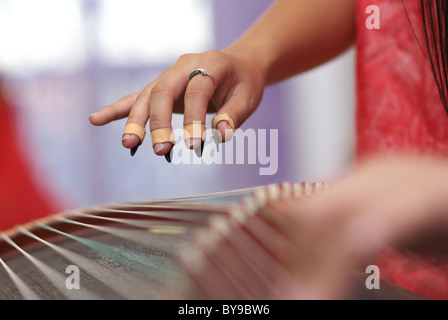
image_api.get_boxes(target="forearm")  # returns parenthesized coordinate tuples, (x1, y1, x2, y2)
(223, 0, 356, 85)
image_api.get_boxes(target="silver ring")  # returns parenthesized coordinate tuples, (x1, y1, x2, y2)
(189, 68, 215, 87)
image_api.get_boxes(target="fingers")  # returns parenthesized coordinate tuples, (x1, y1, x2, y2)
(122, 123, 146, 156)
(89, 92, 140, 126)
(183, 62, 224, 154)
(90, 50, 264, 160)
(148, 79, 182, 157)
(212, 114, 236, 143)
(128, 66, 190, 157)
(120, 82, 156, 156)
(183, 72, 214, 152)
(212, 84, 261, 143)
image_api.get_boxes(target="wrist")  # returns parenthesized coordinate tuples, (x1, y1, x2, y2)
(222, 40, 272, 87)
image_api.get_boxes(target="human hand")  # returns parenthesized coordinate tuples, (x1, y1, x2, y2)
(89, 49, 266, 160)
(260, 153, 448, 298)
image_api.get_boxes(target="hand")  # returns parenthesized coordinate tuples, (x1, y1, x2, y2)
(256, 153, 448, 298)
(89, 49, 266, 158)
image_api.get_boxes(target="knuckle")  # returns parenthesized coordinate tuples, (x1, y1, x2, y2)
(177, 53, 194, 64)
(202, 50, 226, 64)
(159, 66, 173, 77)
(135, 90, 150, 102)
(150, 113, 167, 129)
(150, 84, 172, 99)
(110, 106, 119, 120)
(202, 49, 220, 59)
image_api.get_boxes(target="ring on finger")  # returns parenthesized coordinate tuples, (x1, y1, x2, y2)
(189, 68, 215, 88)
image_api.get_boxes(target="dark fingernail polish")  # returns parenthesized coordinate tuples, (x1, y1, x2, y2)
(194, 141, 205, 158)
(165, 146, 173, 163)
(130, 142, 141, 157)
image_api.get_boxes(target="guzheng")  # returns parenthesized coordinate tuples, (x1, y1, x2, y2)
(0, 182, 424, 300)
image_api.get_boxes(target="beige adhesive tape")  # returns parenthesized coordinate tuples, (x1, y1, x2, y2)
(151, 128, 175, 146)
(123, 123, 146, 143)
(184, 124, 207, 141)
(212, 114, 235, 131)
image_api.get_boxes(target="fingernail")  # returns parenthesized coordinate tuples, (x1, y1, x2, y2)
(223, 123, 234, 142)
(194, 141, 205, 158)
(185, 138, 202, 150)
(122, 134, 132, 141)
(217, 121, 234, 142)
(89, 112, 97, 118)
(153, 143, 165, 154)
(165, 146, 173, 163)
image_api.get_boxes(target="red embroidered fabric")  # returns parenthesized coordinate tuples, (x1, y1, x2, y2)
(356, 0, 448, 299)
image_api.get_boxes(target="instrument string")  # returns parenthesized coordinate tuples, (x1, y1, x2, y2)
(65, 210, 200, 233)
(53, 216, 190, 253)
(0, 257, 40, 300)
(35, 222, 181, 298)
(0, 183, 330, 300)
(176, 203, 296, 299)
(0, 232, 100, 300)
(87, 206, 215, 223)
(16, 226, 155, 299)
(206, 217, 293, 299)
(131, 185, 272, 204)
(187, 228, 262, 299)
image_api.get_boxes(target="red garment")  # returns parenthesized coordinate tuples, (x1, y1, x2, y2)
(0, 96, 56, 231)
(357, 0, 448, 299)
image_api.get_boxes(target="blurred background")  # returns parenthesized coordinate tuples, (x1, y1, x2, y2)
(0, 0, 355, 228)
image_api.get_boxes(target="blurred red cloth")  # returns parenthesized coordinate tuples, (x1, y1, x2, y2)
(357, 0, 448, 299)
(0, 94, 56, 231)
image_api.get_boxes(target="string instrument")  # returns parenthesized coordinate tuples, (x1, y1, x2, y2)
(0, 182, 424, 300)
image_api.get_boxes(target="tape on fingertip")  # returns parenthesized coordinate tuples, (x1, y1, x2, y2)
(151, 128, 175, 146)
(212, 114, 235, 131)
(184, 124, 207, 141)
(123, 123, 146, 143)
